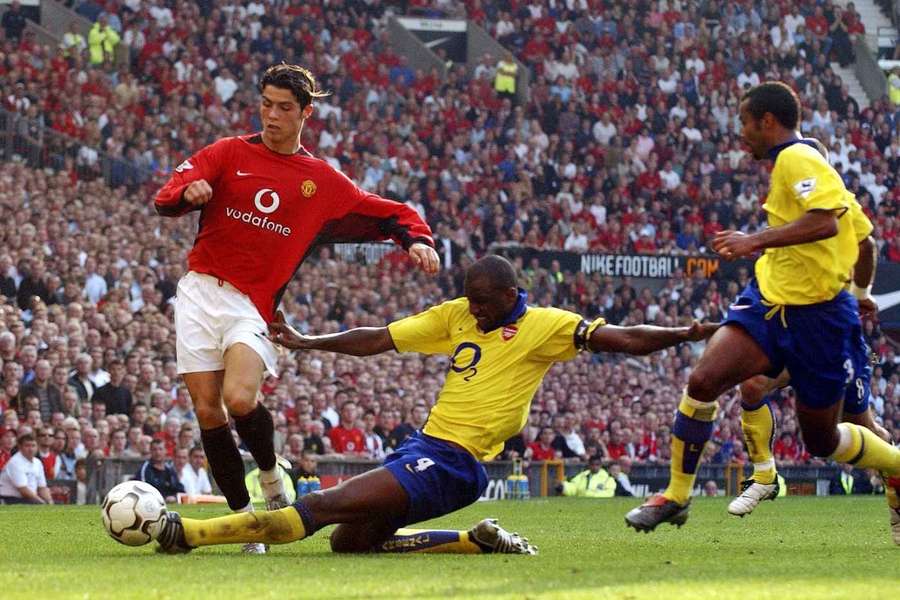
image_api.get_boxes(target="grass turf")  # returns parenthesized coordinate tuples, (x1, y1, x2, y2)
(0, 497, 896, 599)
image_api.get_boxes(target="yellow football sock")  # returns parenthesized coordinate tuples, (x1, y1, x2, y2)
(182, 506, 306, 547)
(830, 423, 900, 476)
(663, 394, 718, 505)
(379, 528, 483, 554)
(741, 401, 776, 485)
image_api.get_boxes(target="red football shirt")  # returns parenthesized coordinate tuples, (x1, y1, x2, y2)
(328, 426, 366, 454)
(155, 134, 434, 322)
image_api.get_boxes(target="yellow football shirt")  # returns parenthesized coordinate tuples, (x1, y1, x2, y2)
(387, 298, 604, 460)
(756, 143, 858, 305)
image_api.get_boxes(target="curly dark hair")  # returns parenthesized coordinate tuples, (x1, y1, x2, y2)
(258, 63, 331, 108)
(741, 81, 801, 130)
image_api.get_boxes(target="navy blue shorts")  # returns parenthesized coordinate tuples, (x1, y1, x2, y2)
(725, 281, 858, 410)
(842, 329, 872, 415)
(383, 432, 488, 528)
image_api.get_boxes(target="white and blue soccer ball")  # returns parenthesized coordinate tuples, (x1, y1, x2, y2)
(101, 481, 167, 546)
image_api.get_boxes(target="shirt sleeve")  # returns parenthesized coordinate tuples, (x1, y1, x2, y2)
(154, 138, 232, 217)
(529, 309, 605, 363)
(848, 200, 874, 242)
(7, 457, 28, 487)
(387, 302, 454, 356)
(777, 147, 848, 213)
(321, 167, 434, 250)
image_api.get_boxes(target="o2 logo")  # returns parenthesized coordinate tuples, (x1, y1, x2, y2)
(254, 188, 281, 213)
(450, 342, 481, 382)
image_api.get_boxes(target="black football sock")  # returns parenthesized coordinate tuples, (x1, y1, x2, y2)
(233, 403, 276, 472)
(200, 424, 250, 510)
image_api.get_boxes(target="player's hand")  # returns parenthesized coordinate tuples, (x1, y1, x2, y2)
(686, 320, 720, 341)
(857, 297, 878, 321)
(182, 179, 213, 206)
(408, 243, 439, 275)
(267, 310, 313, 350)
(712, 230, 757, 260)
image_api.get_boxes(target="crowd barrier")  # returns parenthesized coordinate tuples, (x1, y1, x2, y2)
(38, 457, 849, 505)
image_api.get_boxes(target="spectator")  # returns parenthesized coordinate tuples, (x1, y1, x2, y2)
(703, 480, 720, 497)
(0, 433, 53, 504)
(525, 426, 561, 461)
(556, 455, 615, 498)
(60, 21, 87, 57)
(494, 51, 518, 101)
(828, 463, 874, 495)
(0, 429, 15, 471)
(134, 439, 183, 502)
(35, 427, 60, 480)
(87, 15, 120, 66)
(19, 359, 62, 422)
(1, 1, 27, 43)
(68, 354, 95, 403)
(361, 409, 385, 460)
(328, 400, 366, 456)
(93, 359, 132, 417)
(609, 457, 636, 497)
(179, 445, 212, 496)
(387, 403, 428, 450)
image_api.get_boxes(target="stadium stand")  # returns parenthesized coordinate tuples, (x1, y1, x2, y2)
(0, 0, 897, 501)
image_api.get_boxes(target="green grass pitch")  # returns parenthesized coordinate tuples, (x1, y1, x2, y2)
(0, 497, 896, 599)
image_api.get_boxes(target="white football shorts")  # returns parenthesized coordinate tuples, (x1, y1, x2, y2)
(174, 271, 279, 376)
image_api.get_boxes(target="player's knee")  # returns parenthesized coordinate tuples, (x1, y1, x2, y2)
(194, 402, 228, 429)
(803, 430, 839, 458)
(686, 369, 720, 402)
(222, 383, 257, 417)
(329, 530, 368, 554)
(739, 376, 769, 406)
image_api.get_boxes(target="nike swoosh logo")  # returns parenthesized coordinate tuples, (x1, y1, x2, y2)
(728, 304, 751, 311)
(424, 36, 452, 49)
(236, 170, 252, 176)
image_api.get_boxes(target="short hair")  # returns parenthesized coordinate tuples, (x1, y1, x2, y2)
(465, 255, 517, 290)
(150, 439, 165, 447)
(189, 445, 204, 456)
(17, 433, 35, 445)
(258, 63, 330, 109)
(741, 81, 800, 129)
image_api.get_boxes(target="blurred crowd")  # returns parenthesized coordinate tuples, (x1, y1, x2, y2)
(0, 0, 899, 501)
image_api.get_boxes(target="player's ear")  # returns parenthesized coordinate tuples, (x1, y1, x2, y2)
(302, 104, 314, 119)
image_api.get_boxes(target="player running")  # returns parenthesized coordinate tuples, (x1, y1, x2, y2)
(154, 255, 718, 555)
(625, 82, 900, 533)
(154, 63, 438, 553)
(727, 138, 898, 544)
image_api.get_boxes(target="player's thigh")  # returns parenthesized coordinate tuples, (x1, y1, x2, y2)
(688, 324, 773, 401)
(795, 400, 843, 457)
(221, 343, 266, 416)
(182, 370, 226, 428)
(739, 370, 788, 406)
(302, 466, 409, 527)
(329, 519, 399, 554)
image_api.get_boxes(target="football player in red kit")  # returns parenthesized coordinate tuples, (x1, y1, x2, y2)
(155, 63, 438, 554)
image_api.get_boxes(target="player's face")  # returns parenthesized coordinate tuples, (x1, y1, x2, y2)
(260, 85, 309, 146)
(738, 101, 767, 160)
(464, 276, 518, 332)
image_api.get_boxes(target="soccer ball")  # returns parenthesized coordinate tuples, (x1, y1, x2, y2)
(101, 481, 168, 546)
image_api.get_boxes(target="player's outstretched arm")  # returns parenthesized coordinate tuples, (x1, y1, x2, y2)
(266, 311, 394, 356)
(712, 209, 839, 259)
(588, 321, 719, 356)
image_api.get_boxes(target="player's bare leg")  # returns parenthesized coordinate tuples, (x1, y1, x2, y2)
(729, 371, 788, 517)
(158, 467, 536, 554)
(183, 367, 264, 554)
(626, 324, 772, 532)
(222, 343, 288, 511)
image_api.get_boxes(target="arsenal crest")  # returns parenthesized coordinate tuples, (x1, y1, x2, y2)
(501, 325, 518, 341)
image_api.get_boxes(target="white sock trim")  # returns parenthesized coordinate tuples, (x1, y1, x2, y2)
(753, 459, 775, 472)
(832, 423, 853, 458)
